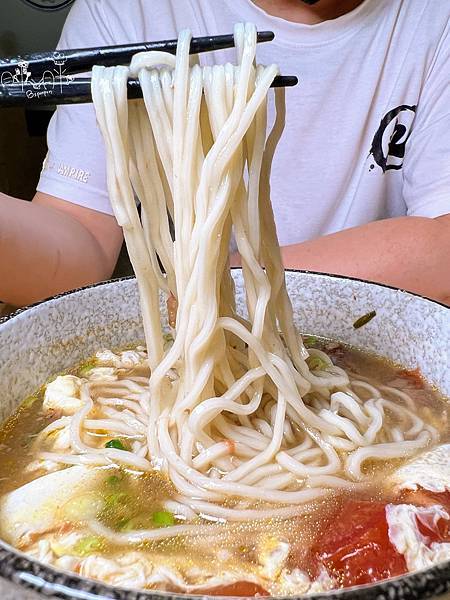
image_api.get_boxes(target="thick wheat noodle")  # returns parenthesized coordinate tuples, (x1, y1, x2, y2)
(34, 22, 438, 537)
(345, 430, 432, 480)
(101, 405, 147, 426)
(83, 419, 143, 436)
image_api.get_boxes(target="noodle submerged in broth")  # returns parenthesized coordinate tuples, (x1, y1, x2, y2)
(0, 342, 448, 594)
(0, 23, 449, 596)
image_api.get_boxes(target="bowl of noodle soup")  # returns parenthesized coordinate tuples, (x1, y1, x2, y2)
(0, 21, 449, 600)
(0, 271, 448, 600)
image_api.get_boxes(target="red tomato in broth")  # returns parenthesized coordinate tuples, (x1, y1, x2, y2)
(309, 500, 406, 588)
(198, 582, 269, 597)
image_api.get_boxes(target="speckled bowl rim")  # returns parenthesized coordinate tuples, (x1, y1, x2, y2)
(1, 270, 449, 328)
(0, 271, 449, 600)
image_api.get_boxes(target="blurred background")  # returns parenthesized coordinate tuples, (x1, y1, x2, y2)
(0, 0, 72, 200)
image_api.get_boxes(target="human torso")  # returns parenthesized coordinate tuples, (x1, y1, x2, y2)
(41, 0, 450, 247)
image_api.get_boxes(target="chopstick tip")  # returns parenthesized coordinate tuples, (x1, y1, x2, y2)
(257, 31, 275, 43)
(272, 75, 299, 88)
(285, 75, 299, 87)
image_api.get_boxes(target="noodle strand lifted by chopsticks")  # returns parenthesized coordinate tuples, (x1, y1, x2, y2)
(49, 22, 440, 528)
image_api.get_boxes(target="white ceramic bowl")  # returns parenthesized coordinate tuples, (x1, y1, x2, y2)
(0, 271, 448, 600)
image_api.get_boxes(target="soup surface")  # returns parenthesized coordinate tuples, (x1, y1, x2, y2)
(0, 339, 448, 596)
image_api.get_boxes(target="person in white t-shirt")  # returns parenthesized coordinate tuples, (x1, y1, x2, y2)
(0, 0, 449, 306)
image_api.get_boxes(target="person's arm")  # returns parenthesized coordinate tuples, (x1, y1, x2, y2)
(281, 214, 450, 304)
(0, 0, 124, 308)
(0, 191, 123, 307)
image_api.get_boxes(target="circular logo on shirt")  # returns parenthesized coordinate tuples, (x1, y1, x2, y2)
(20, 0, 74, 10)
(370, 104, 417, 173)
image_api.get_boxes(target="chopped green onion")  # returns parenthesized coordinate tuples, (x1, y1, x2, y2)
(73, 535, 104, 556)
(106, 475, 121, 487)
(105, 491, 128, 508)
(105, 439, 126, 451)
(78, 360, 97, 377)
(353, 310, 377, 329)
(303, 336, 318, 348)
(78, 366, 93, 377)
(152, 510, 175, 527)
(116, 515, 148, 531)
(163, 333, 174, 343)
(116, 518, 132, 531)
(22, 393, 39, 409)
(306, 356, 328, 371)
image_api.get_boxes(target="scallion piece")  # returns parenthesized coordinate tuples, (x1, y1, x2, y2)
(306, 356, 328, 371)
(105, 491, 128, 508)
(73, 535, 104, 556)
(353, 310, 377, 329)
(303, 335, 318, 348)
(152, 510, 175, 527)
(78, 359, 97, 377)
(105, 439, 126, 451)
(116, 518, 132, 531)
(106, 475, 121, 487)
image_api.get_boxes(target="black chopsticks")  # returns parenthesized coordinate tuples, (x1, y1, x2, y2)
(0, 31, 275, 79)
(0, 75, 298, 108)
(0, 30, 298, 109)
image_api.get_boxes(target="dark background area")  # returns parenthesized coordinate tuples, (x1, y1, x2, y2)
(0, 0, 71, 200)
(0, 0, 138, 284)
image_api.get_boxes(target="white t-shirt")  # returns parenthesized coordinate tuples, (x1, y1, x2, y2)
(37, 0, 450, 247)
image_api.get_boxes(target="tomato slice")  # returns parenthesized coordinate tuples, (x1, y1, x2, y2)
(309, 500, 406, 587)
(196, 582, 269, 597)
(399, 490, 450, 542)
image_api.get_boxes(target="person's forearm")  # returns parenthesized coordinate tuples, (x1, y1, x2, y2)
(281, 215, 450, 304)
(0, 193, 113, 306)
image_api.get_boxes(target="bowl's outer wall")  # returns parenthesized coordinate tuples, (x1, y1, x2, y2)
(0, 278, 145, 421)
(1, 576, 43, 600)
(0, 272, 448, 600)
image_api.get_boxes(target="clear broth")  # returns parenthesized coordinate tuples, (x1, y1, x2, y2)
(0, 339, 448, 595)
